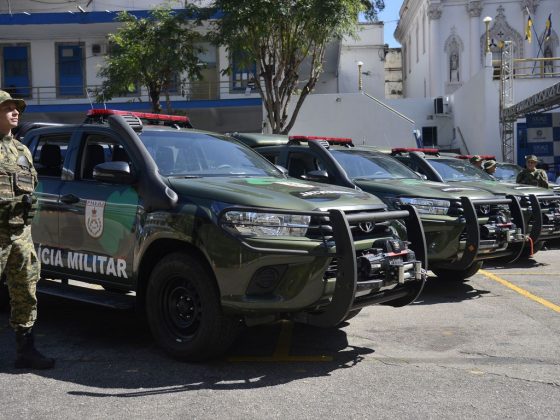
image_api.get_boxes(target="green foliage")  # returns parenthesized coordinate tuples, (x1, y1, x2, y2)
(97, 5, 204, 113)
(361, 0, 385, 22)
(211, 0, 370, 133)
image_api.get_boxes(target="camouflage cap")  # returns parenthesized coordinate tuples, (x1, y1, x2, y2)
(469, 155, 482, 163)
(483, 159, 496, 169)
(0, 89, 26, 113)
(525, 154, 539, 162)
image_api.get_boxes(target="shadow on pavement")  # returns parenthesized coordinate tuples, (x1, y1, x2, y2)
(411, 275, 491, 305)
(0, 294, 374, 396)
(483, 256, 548, 270)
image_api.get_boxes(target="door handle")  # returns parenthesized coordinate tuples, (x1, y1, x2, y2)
(60, 194, 80, 204)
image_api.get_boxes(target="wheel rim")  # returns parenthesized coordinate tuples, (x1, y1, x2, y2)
(162, 276, 202, 339)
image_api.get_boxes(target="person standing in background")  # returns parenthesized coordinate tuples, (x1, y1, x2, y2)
(516, 155, 549, 189)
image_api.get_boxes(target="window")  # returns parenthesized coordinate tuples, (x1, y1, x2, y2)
(231, 51, 256, 91)
(80, 135, 131, 180)
(56, 43, 85, 97)
(416, 25, 419, 63)
(33, 135, 70, 178)
(422, 126, 438, 147)
(408, 35, 412, 72)
(2, 44, 31, 98)
(422, 15, 426, 54)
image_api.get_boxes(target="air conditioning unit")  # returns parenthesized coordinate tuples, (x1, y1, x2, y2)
(434, 97, 444, 114)
(91, 43, 104, 56)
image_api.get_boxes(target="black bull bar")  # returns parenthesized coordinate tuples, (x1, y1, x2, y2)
(220, 205, 427, 327)
(527, 194, 560, 243)
(435, 195, 526, 271)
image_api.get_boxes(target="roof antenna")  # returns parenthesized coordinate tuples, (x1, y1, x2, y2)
(86, 88, 95, 109)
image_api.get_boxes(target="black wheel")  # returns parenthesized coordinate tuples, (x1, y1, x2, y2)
(342, 309, 362, 322)
(146, 252, 241, 361)
(432, 261, 483, 282)
(520, 240, 545, 259)
(0, 276, 9, 311)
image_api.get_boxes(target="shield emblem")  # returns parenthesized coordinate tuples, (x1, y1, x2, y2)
(85, 199, 105, 238)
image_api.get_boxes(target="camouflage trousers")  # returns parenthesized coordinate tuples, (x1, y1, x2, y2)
(0, 225, 40, 330)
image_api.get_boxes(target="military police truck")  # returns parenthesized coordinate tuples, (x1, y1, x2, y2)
(229, 133, 527, 281)
(391, 149, 560, 256)
(0, 110, 427, 361)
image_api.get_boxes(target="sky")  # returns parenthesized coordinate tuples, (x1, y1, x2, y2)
(379, 0, 403, 47)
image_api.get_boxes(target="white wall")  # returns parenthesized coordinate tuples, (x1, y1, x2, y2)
(338, 24, 385, 98)
(285, 93, 418, 148)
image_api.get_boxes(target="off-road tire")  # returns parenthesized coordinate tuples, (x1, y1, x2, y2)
(146, 252, 241, 361)
(342, 309, 362, 323)
(432, 261, 483, 282)
(520, 240, 545, 259)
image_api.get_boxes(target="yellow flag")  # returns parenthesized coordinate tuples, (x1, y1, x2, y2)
(545, 14, 552, 41)
(525, 16, 532, 42)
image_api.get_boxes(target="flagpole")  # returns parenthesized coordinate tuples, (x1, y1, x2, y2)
(526, 7, 545, 74)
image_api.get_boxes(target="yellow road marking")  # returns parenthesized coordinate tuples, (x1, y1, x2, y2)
(479, 269, 560, 313)
(487, 272, 560, 276)
(227, 320, 333, 362)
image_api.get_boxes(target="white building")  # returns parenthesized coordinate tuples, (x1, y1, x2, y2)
(0, 0, 264, 132)
(0, 1, 390, 134)
(390, 0, 560, 161)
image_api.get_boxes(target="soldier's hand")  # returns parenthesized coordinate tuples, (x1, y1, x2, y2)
(23, 194, 37, 224)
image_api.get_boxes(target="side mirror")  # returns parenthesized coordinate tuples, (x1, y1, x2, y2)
(415, 171, 427, 180)
(93, 161, 136, 184)
(275, 165, 289, 176)
(304, 169, 329, 182)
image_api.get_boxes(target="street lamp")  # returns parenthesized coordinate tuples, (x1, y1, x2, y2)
(357, 61, 364, 92)
(483, 16, 492, 54)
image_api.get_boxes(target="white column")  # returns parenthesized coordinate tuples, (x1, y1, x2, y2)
(428, 4, 442, 97)
(467, 1, 483, 77)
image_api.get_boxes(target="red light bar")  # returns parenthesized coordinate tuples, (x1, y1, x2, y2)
(391, 147, 439, 154)
(455, 154, 496, 160)
(288, 135, 353, 144)
(87, 109, 190, 124)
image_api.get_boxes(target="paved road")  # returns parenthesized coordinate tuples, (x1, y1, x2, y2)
(1, 247, 559, 419)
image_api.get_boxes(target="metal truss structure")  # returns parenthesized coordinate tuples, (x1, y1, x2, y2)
(500, 40, 560, 162)
(500, 41, 515, 162)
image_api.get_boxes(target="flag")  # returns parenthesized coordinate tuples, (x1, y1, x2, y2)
(525, 16, 533, 42)
(545, 14, 552, 41)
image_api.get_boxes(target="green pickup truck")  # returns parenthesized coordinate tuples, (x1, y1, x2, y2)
(230, 133, 527, 281)
(391, 149, 560, 255)
(0, 110, 428, 361)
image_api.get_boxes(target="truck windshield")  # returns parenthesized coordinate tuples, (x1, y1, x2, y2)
(428, 158, 495, 182)
(139, 130, 282, 177)
(331, 150, 421, 180)
(494, 163, 521, 181)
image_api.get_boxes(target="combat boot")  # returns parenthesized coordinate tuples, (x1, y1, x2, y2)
(14, 328, 55, 369)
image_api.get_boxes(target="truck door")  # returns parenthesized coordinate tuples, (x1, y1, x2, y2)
(58, 131, 141, 286)
(27, 132, 70, 251)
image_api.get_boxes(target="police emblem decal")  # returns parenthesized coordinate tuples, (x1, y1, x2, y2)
(85, 199, 105, 238)
(359, 221, 375, 233)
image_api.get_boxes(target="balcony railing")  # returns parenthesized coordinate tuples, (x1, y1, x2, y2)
(492, 56, 560, 80)
(2, 79, 261, 105)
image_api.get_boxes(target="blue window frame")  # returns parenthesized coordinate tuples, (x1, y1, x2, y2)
(2, 45, 31, 98)
(57, 43, 85, 97)
(231, 51, 256, 91)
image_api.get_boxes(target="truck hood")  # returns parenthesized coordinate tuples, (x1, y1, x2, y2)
(353, 178, 498, 200)
(445, 180, 554, 196)
(168, 176, 386, 211)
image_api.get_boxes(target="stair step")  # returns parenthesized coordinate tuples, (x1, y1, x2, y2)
(38, 279, 135, 310)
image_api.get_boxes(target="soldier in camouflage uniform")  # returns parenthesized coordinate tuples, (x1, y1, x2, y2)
(0, 90, 54, 369)
(516, 155, 549, 189)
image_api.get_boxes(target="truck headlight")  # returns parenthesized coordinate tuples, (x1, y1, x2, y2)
(221, 211, 311, 237)
(397, 197, 450, 215)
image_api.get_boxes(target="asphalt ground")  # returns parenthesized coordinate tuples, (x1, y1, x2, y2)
(1, 245, 559, 419)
